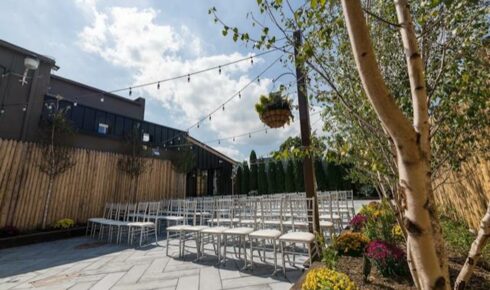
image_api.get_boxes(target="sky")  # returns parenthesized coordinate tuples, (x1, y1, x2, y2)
(0, 0, 322, 162)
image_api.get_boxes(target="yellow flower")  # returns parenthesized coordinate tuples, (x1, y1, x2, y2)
(302, 267, 358, 290)
(53, 218, 75, 229)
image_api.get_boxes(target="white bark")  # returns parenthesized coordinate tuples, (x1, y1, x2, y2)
(455, 202, 490, 289)
(341, 1, 448, 289)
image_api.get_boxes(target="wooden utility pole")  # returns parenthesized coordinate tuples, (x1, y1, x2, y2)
(293, 30, 319, 232)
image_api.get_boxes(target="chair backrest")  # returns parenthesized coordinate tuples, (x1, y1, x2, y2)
(287, 197, 315, 232)
(126, 203, 137, 221)
(236, 198, 258, 228)
(145, 202, 159, 222)
(135, 202, 148, 222)
(184, 199, 198, 226)
(259, 197, 282, 230)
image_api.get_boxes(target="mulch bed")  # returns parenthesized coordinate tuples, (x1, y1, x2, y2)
(292, 255, 490, 289)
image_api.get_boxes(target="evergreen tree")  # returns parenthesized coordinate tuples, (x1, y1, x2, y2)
(241, 161, 250, 194)
(267, 161, 277, 194)
(235, 166, 242, 195)
(249, 150, 258, 191)
(314, 158, 327, 191)
(285, 159, 295, 192)
(294, 159, 305, 192)
(275, 160, 285, 193)
(325, 161, 342, 190)
(258, 160, 268, 195)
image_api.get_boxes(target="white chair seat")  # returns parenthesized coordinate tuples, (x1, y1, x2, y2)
(167, 225, 187, 231)
(223, 227, 254, 235)
(320, 221, 334, 228)
(319, 214, 341, 220)
(201, 226, 229, 234)
(263, 220, 282, 226)
(240, 219, 260, 224)
(181, 225, 209, 232)
(279, 231, 315, 243)
(165, 216, 184, 221)
(128, 221, 155, 227)
(249, 229, 282, 239)
(209, 218, 239, 223)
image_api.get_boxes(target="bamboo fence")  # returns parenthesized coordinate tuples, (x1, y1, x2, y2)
(0, 139, 186, 231)
(433, 157, 489, 230)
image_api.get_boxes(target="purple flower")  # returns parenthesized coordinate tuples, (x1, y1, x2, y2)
(349, 214, 368, 231)
(365, 240, 405, 262)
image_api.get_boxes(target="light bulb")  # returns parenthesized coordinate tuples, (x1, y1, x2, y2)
(100, 97, 104, 102)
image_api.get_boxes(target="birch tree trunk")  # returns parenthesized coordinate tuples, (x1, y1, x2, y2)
(454, 202, 490, 289)
(340, 1, 449, 288)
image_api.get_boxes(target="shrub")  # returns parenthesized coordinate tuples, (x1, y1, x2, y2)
(302, 266, 358, 290)
(0, 225, 20, 237)
(333, 231, 369, 257)
(53, 218, 75, 229)
(349, 213, 368, 232)
(365, 240, 410, 278)
(361, 199, 398, 243)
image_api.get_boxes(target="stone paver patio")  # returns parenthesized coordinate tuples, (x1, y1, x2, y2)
(0, 236, 302, 290)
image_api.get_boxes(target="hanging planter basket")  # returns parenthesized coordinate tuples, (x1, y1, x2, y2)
(255, 89, 294, 128)
(259, 109, 292, 128)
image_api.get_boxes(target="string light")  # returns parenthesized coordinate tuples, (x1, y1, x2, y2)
(250, 56, 254, 65)
(187, 74, 190, 82)
(233, 137, 235, 142)
(218, 66, 222, 74)
(129, 87, 132, 96)
(209, 115, 211, 121)
(157, 82, 160, 90)
(257, 77, 260, 84)
(100, 97, 104, 102)
(222, 105, 225, 111)
(218, 140, 221, 144)
(197, 123, 200, 128)
(249, 133, 251, 138)
(238, 91, 241, 98)
(74, 97, 78, 107)
(22, 105, 27, 112)
(0, 107, 5, 115)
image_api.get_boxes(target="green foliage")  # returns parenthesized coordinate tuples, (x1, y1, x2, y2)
(249, 151, 258, 191)
(53, 218, 75, 229)
(314, 159, 327, 191)
(271, 135, 326, 160)
(235, 166, 242, 195)
(38, 100, 75, 178)
(255, 88, 294, 124)
(258, 160, 268, 195)
(294, 159, 305, 192)
(118, 126, 150, 179)
(241, 162, 250, 194)
(212, 0, 490, 207)
(360, 200, 400, 244)
(274, 160, 285, 193)
(441, 216, 490, 265)
(285, 159, 295, 192)
(267, 161, 277, 193)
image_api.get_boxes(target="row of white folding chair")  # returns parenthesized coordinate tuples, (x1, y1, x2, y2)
(86, 202, 158, 247)
(164, 196, 318, 275)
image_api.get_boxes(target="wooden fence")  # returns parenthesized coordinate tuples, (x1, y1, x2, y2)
(0, 139, 186, 231)
(433, 158, 489, 230)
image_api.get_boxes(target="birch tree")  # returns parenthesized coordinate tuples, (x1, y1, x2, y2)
(38, 96, 75, 229)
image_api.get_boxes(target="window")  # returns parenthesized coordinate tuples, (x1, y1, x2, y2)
(142, 132, 150, 142)
(98, 123, 109, 134)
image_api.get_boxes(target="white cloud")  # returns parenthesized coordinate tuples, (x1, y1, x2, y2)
(76, 3, 299, 156)
(212, 146, 246, 162)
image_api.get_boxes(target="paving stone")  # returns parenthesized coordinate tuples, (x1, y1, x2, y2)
(199, 267, 222, 290)
(116, 264, 150, 285)
(141, 269, 199, 282)
(111, 278, 178, 290)
(68, 281, 95, 290)
(176, 275, 199, 290)
(221, 276, 276, 289)
(91, 272, 125, 290)
(269, 282, 292, 290)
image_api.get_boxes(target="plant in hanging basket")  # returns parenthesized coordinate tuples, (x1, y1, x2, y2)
(255, 89, 294, 128)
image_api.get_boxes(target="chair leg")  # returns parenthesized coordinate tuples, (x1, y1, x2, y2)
(273, 240, 278, 275)
(166, 231, 170, 256)
(281, 241, 286, 277)
(250, 238, 254, 271)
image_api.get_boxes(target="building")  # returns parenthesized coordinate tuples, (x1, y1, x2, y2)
(0, 39, 236, 196)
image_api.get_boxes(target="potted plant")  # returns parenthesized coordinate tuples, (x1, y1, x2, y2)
(255, 87, 294, 128)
